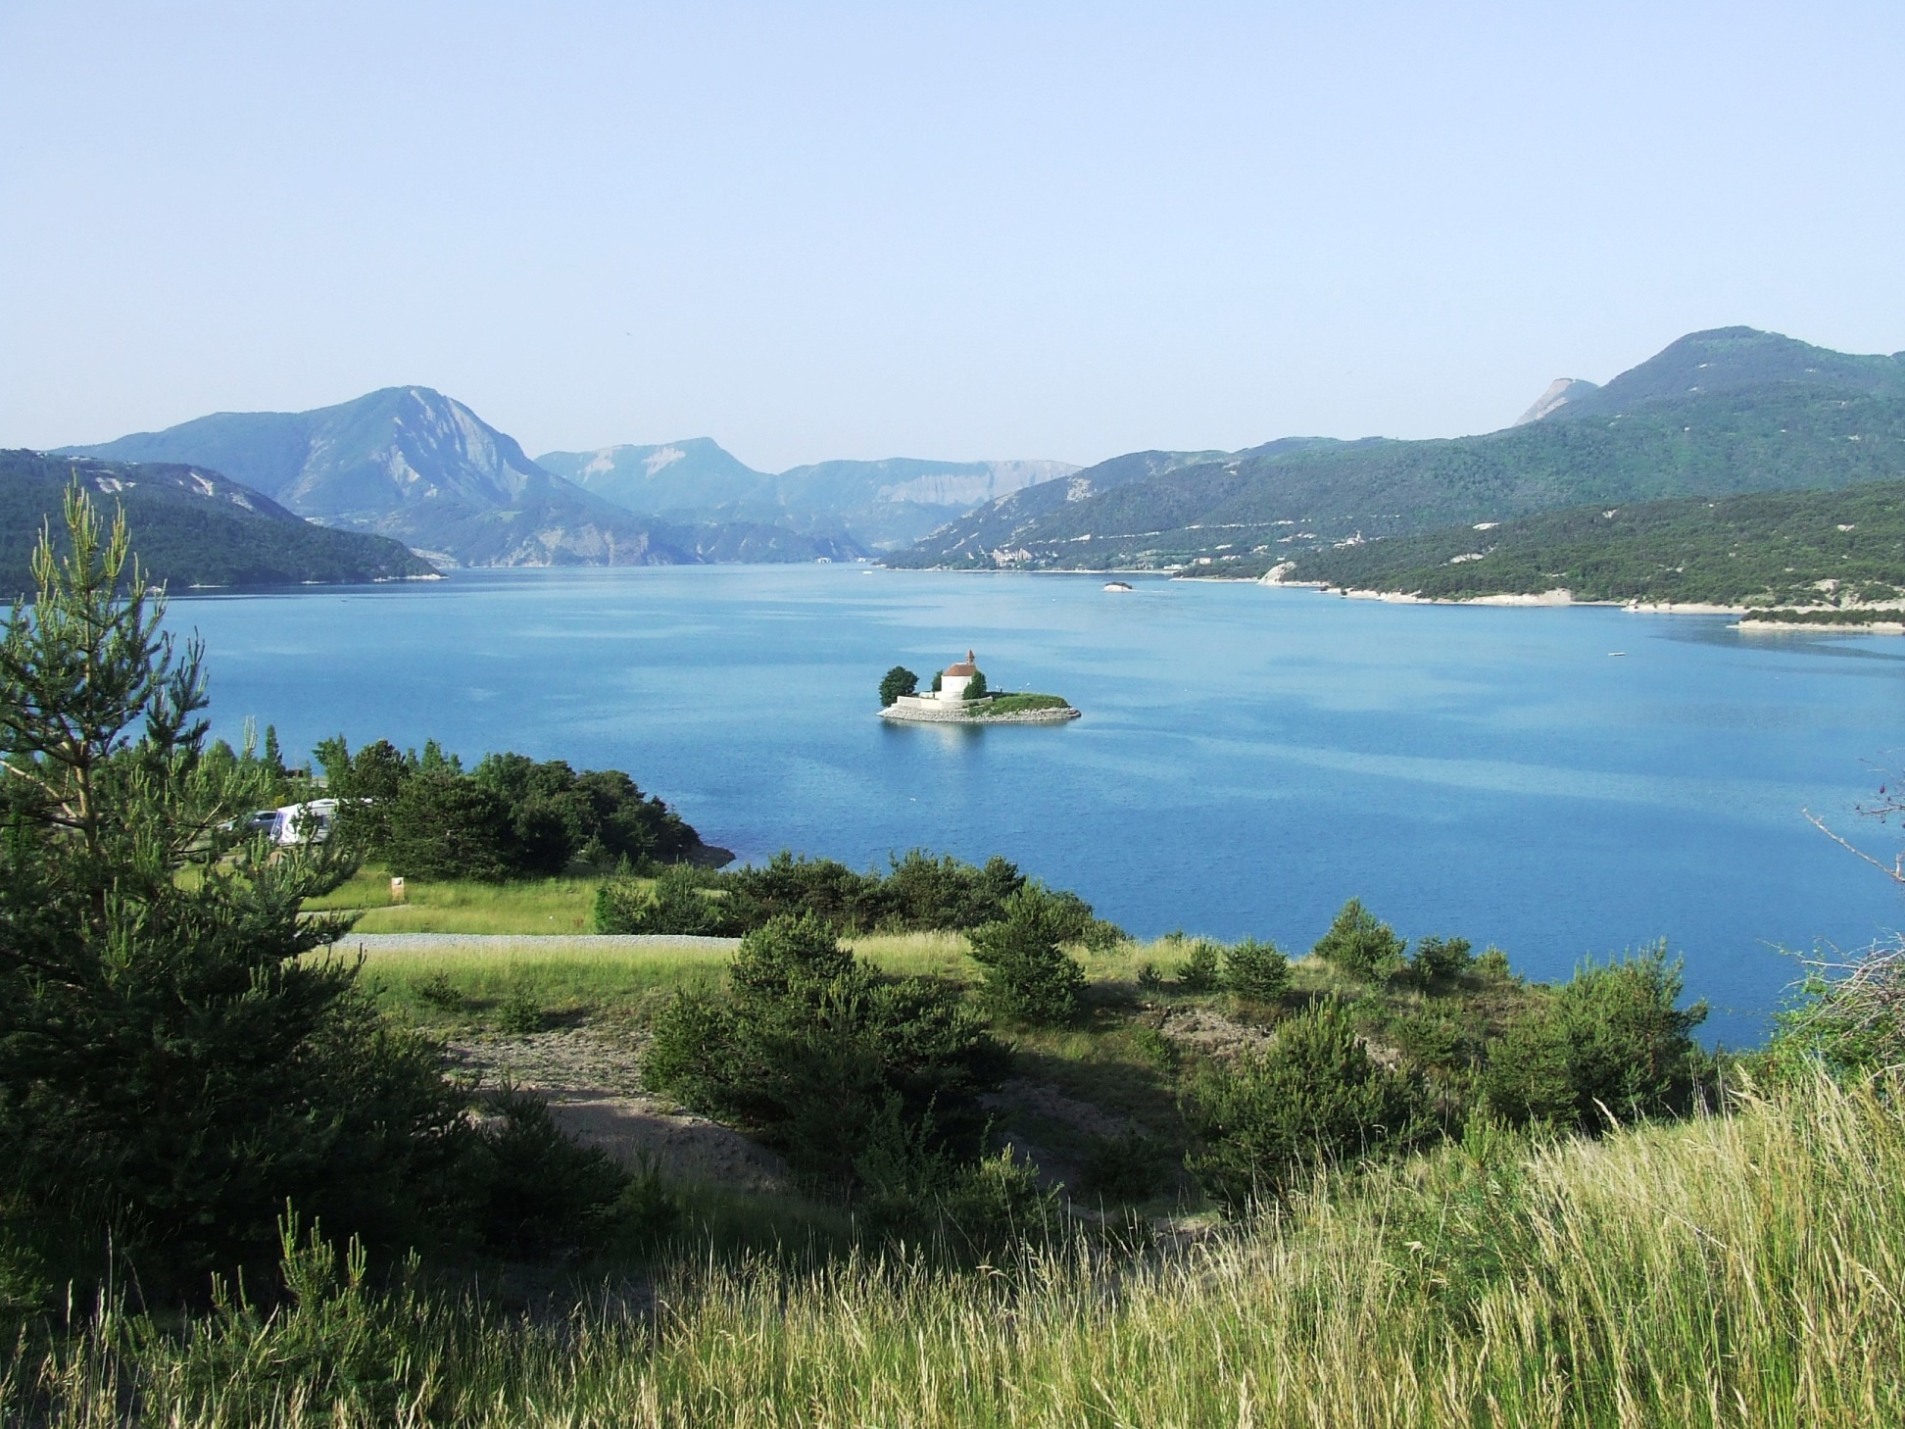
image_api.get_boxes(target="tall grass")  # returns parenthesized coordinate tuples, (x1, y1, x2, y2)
(339, 942, 732, 1027)
(11, 1073, 1903, 1426)
(304, 867, 606, 934)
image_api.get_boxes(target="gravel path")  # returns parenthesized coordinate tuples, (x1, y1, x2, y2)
(324, 932, 742, 954)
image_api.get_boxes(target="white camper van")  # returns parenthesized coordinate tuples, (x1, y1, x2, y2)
(269, 799, 338, 846)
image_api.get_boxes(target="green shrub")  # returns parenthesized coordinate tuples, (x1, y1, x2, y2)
(967, 886, 1089, 1026)
(1385, 1111, 1537, 1328)
(1188, 998, 1430, 1212)
(724, 851, 881, 930)
(1406, 935, 1475, 989)
(1224, 938, 1293, 1002)
(1135, 962, 1165, 992)
(414, 972, 465, 1011)
(1174, 939, 1223, 992)
(496, 985, 546, 1035)
(1481, 945, 1710, 1132)
(473, 1088, 627, 1258)
(1312, 898, 1407, 981)
(1474, 945, 1515, 982)
(643, 915, 1007, 1185)
(595, 864, 745, 936)
(853, 1101, 1059, 1257)
(605, 1155, 686, 1257)
(1132, 1023, 1180, 1072)
(1079, 1125, 1174, 1203)
(1391, 1008, 1484, 1079)
(867, 850, 1025, 932)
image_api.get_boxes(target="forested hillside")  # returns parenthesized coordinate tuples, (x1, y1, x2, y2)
(0, 449, 436, 594)
(1276, 481, 1905, 607)
(892, 328, 1905, 571)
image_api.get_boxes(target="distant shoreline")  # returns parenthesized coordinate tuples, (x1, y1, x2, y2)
(1253, 570, 1905, 633)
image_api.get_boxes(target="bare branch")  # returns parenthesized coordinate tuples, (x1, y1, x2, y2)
(1804, 809, 1905, 887)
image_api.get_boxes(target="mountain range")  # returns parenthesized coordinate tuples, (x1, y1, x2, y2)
(38, 325, 1905, 581)
(56, 388, 813, 568)
(888, 328, 1905, 571)
(58, 391, 1076, 569)
(0, 449, 435, 595)
(536, 444, 1077, 550)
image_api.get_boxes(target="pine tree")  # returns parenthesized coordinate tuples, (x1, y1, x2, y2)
(0, 490, 469, 1297)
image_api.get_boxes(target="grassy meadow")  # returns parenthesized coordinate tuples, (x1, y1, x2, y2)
(11, 1072, 1902, 1426)
(305, 866, 604, 934)
(18, 868, 1894, 1425)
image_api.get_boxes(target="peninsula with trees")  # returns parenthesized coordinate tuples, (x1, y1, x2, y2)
(878, 650, 1080, 723)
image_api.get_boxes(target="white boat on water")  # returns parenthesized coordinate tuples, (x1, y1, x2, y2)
(1103, 581, 1134, 593)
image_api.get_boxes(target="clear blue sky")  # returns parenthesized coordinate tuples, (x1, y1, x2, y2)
(3, 1, 1901, 471)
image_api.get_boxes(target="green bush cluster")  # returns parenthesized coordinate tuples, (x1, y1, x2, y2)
(967, 887, 1091, 1026)
(1188, 999, 1431, 1211)
(597, 848, 1126, 947)
(316, 737, 701, 882)
(1178, 906, 1720, 1215)
(1171, 938, 1223, 992)
(1223, 938, 1293, 1001)
(1312, 898, 1407, 980)
(643, 915, 1008, 1186)
(1480, 947, 1713, 1132)
(1404, 935, 1476, 988)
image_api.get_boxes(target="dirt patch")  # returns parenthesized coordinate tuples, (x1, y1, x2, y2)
(545, 1097, 787, 1192)
(980, 1077, 1143, 1193)
(986, 1077, 1133, 1141)
(1153, 1006, 1276, 1059)
(449, 1027, 787, 1192)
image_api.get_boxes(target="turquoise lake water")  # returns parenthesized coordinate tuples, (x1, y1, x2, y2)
(168, 566, 1905, 1046)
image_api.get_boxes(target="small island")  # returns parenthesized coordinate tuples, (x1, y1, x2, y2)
(879, 650, 1081, 725)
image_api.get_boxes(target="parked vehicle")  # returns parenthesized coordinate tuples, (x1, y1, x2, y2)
(269, 799, 338, 846)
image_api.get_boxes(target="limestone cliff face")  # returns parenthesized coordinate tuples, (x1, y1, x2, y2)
(1513, 377, 1600, 425)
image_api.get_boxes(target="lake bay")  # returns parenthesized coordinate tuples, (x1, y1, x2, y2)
(170, 567, 1905, 1045)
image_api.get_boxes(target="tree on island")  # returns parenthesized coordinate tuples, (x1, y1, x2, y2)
(879, 666, 918, 707)
(964, 669, 988, 700)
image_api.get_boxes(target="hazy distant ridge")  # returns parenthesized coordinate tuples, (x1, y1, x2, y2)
(538, 443, 1079, 551)
(891, 327, 1905, 571)
(62, 390, 859, 568)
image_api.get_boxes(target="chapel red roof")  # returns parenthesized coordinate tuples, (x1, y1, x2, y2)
(943, 649, 978, 677)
